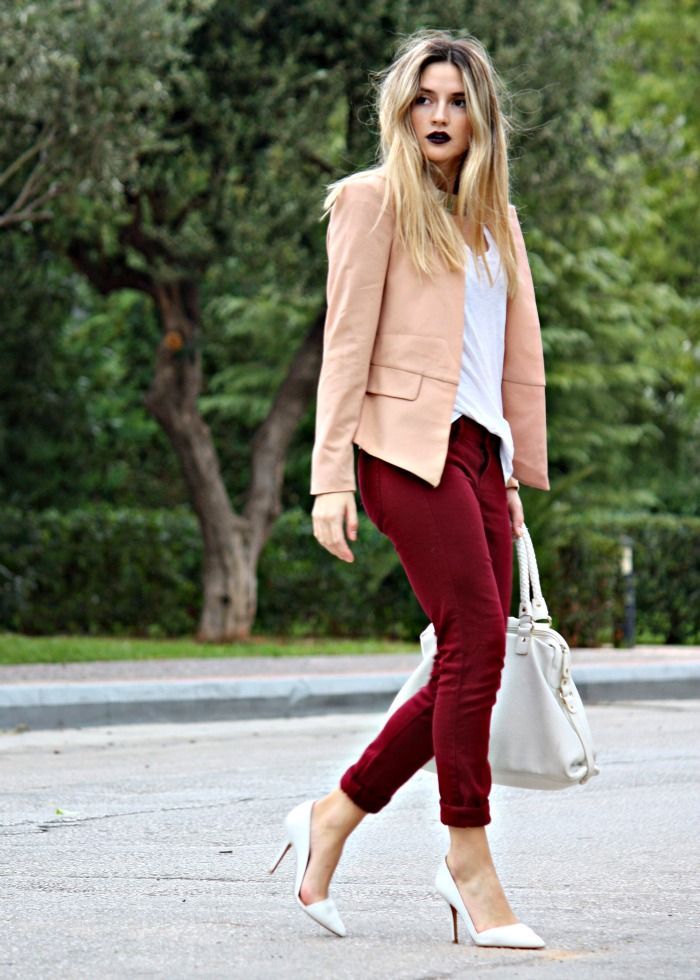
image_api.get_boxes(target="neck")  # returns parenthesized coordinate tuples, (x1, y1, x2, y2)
(437, 189, 458, 213)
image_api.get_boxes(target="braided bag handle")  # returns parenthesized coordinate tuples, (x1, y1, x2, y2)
(515, 525, 551, 625)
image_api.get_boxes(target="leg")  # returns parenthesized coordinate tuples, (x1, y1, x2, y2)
(444, 428, 520, 930)
(446, 824, 519, 931)
(297, 445, 440, 905)
(297, 788, 368, 906)
(362, 431, 520, 931)
(340, 431, 511, 826)
(300, 422, 515, 920)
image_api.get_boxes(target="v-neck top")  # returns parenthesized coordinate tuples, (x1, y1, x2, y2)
(449, 225, 515, 484)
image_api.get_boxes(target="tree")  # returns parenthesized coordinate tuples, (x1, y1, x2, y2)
(0, 0, 195, 228)
(4, 0, 693, 640)
(2, 0, 401, 639)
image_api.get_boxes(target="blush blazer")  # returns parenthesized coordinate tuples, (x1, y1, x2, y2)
(310, 171, 550, 496)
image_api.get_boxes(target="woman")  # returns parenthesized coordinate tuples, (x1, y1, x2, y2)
(269, 29, 549, 949)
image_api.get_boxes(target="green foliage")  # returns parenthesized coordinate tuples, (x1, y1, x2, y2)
(256, 508, 425, 639)
(2, 506, 699, 645)
(567, 512, 700, 646)
(597, 0, 700, 513)
(537, 526, 625, 648)
(1, 0, 699, 638)
(0, 506, 201, 636)
(0, 0, 203, 226)
(0, 235, 184, 508)
(0, 234, 82, 507)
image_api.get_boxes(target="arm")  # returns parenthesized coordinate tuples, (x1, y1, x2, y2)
(310, 178, 394, 496)
(506, 485, 525, 540)
(503, 204, 549, 491)
(505, 207, 536, 536)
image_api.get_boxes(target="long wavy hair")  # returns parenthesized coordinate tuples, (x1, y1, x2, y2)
(322, 29, 519, 297)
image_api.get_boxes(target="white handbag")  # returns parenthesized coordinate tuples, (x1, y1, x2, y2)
(386, 524, 600, 790)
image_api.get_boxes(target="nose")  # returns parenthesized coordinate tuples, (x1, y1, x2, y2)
(431, 100, 449, 126)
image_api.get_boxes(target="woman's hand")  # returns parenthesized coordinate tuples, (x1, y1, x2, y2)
(507, 487, 525, 540)
(311, 491, 358, 562)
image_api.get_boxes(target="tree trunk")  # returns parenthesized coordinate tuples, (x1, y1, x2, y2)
(67, 236, 325, 640)
(143, 281, 253, 639)
(144, 281, 325, 640)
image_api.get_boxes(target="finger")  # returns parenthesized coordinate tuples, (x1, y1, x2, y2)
(506, 506, 522, 539)
(315, 521, 353, 561)
(346, 501, 359, 541)
(323, 538, 353, 562)
(328, 526, 354, 561)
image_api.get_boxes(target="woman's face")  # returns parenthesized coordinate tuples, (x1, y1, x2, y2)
(410, 60, 471, 190)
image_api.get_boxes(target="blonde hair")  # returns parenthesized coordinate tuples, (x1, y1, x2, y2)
(322, 29, 519, 298)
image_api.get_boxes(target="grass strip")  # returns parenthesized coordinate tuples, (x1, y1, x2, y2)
(0, 633, 415, 665)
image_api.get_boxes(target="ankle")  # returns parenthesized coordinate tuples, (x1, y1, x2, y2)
(315, 788, 367, 835)
(446, 851, 497, 883)
(446, 825, 497, 880)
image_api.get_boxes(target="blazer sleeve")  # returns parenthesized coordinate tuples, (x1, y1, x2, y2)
(310, 179, 394, 495)
(503, 204, 550, 490)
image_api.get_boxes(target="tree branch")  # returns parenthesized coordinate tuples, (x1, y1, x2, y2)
(0, 127, 54, 190)
(0, 127, 61, 228)
(298, 143, 336, 175)
(244, 306, 326, 548)
(66, 239, 155, 296)
(118, 190, 179, 267)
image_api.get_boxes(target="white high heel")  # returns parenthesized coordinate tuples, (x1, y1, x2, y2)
(268, 799, 347, 937)
(434, 857, 545, 949)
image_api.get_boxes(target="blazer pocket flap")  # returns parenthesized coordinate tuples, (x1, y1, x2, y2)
(370, 333, 459, 382)
(366, 363, 422, 400)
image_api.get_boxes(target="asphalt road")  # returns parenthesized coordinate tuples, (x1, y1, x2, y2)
(1, 700, 699, 979)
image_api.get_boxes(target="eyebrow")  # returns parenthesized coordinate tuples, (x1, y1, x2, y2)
(418, 87, 465, 96)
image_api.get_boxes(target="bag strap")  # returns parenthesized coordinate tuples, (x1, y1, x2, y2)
(514, 529, 534, 653)
(514, 524, 551, 654)
(515, 528, 600, 782)
(515, 529, 533, 617)
(520, 525, 551, 624)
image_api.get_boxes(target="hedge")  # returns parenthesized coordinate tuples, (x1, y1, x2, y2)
(0, 506, 698, 645)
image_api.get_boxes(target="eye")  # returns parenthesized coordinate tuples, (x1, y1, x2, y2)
(415, 95, 430, 105)
(453, 98, 467, 108)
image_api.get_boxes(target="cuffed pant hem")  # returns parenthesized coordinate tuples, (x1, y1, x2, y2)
(339, 771, 388, 815)
(440, 800, 491, 827)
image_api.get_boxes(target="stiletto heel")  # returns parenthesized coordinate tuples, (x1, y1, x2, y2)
(268, 839, 292, 875)
(435, 857, 545, 949)
(450, 904, 459, 943)
(268, 799, 346, 937)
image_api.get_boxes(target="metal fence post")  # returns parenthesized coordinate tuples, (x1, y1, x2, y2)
(619, 534, 636, 648)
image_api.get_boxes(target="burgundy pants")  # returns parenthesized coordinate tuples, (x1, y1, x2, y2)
(339, 414, 513, 827)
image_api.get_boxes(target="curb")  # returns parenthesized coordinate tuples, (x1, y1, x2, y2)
(2, 662, 700, 731)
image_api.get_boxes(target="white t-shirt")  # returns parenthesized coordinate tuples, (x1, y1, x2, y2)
(450, 225, 515, 484)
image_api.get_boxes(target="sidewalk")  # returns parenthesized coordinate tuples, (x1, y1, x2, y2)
(2, 643, 699, 731)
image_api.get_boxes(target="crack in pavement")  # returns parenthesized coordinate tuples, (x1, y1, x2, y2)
(0, 796, 255, 835)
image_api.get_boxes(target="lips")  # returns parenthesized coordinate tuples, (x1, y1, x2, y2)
(427, 132, 451, 144)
